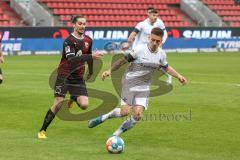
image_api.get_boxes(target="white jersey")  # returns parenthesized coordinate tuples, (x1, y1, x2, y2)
(121, 43, 168, 108)
(132, 18, 168, 48)
(123, 43, 168, 91)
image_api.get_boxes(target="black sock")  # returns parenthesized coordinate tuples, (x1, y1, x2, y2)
(40, 109, 55, 132)
(0, 68, 2, 84)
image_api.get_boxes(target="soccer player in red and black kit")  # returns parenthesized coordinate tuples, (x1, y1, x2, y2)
(0, 36, 4, 84)
(38, 15, 103, 139)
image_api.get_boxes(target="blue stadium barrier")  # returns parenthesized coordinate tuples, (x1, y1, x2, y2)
(1, 38, 240, 53)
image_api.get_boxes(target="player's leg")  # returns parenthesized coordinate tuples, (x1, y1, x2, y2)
(112, 105, 145, 136)
(112, 95, 147, 136)
(38, 76, 67, 139)
(88, 84, 133, 128)
(68, 80, 88, 109)
(88, 105, 132, 128)
(0, 68, 3, 84)
(38, 97, 64, 139)
(68, 95, 89, 109)
(76, 96, 88, 110)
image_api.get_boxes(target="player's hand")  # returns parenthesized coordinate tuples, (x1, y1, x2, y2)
(101, 70, 111, 81)
(177, 75, 187, 86)
(0, 55, 4, 64)
(92, 51, 103, 59)
(121, 42, 130, 51)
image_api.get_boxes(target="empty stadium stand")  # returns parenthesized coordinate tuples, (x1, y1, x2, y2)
(38, 0, 192, 27)
(0, 0, 24, 26)
(202, 0, 240, 27)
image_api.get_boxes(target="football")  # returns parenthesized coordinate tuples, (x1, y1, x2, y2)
(105, 136, 125, 154)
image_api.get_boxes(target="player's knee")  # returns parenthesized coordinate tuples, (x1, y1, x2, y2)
(55, 97, 64, 103)
(133, 112, 143, 121)
(53, 97, 64, 110)
(79, 103, 88, 110)
(121, 107, 131, 116)
(0, 75, 3, 84)
(77, 100, 88, 110)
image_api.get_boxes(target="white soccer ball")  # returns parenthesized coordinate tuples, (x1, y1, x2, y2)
(105, 136, 125, 153)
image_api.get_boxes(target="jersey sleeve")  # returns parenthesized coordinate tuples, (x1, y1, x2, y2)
(134, 22, 144, 33)
(88, 40, 92, 54)
(124, 48, 138, 62)
(63, 40, 75, 60)
(160, 50, 168, 69)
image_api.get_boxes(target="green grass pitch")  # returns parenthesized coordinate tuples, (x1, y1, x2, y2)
(0, 53, 239, 160)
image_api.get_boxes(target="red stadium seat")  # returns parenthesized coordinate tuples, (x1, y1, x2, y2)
(203, 0, 240, 25)
(39, 0, 191, 27)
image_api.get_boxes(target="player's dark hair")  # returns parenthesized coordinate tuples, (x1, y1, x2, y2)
(71, 15, 85, 24)
(147, 6, 158, 14)
(147, 6, 155, 11)
(151, 27, 164, 37)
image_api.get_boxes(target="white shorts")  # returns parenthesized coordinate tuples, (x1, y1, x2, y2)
(120, 85, 150, 110)
(120, 97, 149, 110)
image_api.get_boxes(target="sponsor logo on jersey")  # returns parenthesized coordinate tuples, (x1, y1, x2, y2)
(76, 50, 82, 56)
(84, 42, 89, 49)
(65, 45, 70, 53)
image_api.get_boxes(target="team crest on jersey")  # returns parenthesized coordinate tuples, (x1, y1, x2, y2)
(84, 42, 89, 49)
(65, 45, 71, 53)
(76, 50, 82, 56)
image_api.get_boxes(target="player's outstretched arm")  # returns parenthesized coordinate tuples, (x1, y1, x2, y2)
(102, 57, 128, 81)
(164, 66, 187, 85)
(121, 31, 137, 51)
(92, 51, 104, 59)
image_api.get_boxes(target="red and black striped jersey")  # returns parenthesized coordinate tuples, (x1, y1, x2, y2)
(58, 33, 92, 79)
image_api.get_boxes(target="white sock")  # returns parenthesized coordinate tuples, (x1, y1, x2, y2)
(113, 116, 138, 136)
(101, 108, 121, 121)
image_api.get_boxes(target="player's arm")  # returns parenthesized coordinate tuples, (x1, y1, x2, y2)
(64, 41, 102, 62)
(127, 30, 138, 45)
(163, 65, 187, 85)
(64, 41, 102, 75)
(102, 52, 136, 80)
(101, 57, 127, 80)
(122, 30, 138, 50)
(86, 41, 93, 76)
(122, 22, 142, 50)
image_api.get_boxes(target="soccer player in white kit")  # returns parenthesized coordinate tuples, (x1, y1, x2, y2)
(122, 7, 172, 84)
(88, 28, 187, 136)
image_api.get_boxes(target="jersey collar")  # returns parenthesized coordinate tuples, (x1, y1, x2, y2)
(71, 33, 84, 40)
(147, 18, 157, 26)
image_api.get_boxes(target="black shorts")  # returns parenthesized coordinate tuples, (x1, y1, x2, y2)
(54, 75, 88, 98)
(0, 67, 2, 75)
